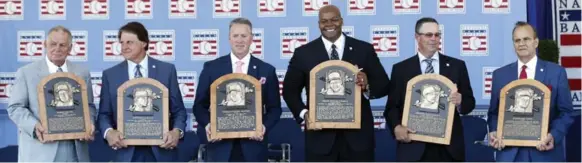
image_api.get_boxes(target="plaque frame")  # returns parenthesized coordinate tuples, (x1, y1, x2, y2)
(402, 74, 456, 145)
(308, 60, 361, 129)
(210, 73, 263, 140)
(117, 78, 169, 146)
(37, 72, 92, 141)
(497, 79, 550, 147)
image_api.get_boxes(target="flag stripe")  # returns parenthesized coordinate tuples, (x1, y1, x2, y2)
(569, 79, 581, 90)
(560, 34, 582, 46)
(561, 56, 582, 68)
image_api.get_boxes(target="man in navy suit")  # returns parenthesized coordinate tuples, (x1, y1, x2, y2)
(97, 22, 187, 162)
(487, 21, 575, 162)
(193, 18, 282, 162)
(283, 5, 390, 161)
(384, 17, 475, 162)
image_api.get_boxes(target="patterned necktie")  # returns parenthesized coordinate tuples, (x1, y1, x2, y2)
(235, 61, 244, 73)
(57, 67, 63, 72)
(424, 58, 434, 74)
(134, 64, 143, 78)
(330, 44, 339, 60)
(519, 65, 527, 79)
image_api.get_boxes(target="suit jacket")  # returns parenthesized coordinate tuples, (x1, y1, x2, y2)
(384, 53, 475, 161)
(97, 56, 187, 162)
(193, 54, 282, 162)
(487, 59, 574, 162)
(7, 59, 96, 162)
(283, 34, 390, 154)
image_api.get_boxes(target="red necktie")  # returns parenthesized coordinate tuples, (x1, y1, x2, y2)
(519, 65, 528, 79)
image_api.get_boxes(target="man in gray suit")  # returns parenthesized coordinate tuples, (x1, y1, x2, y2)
(7, 25, 96, 162)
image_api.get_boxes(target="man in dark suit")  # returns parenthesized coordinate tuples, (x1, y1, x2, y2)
(384, 17, 475, 162)
(487, 21, 574, 162)
(193, 17, 282, 162)
(283, 5, 389, 161)
(97, 22, 187, 162)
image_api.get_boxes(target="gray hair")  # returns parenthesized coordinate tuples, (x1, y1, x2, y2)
(47, 25, 73, 45)
(229, 17, 253, 31)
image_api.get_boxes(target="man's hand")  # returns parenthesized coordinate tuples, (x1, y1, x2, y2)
(488, 131, 505, 150)
(449, 91, 462, 107)
(356, 71, 368, 91)
(305, 114, 322, 131)
(206, 124, 221, 143)
(394, 125, 416, 143)
(536, 133, 554, 151)
(79, 124, 95, 141)
(160, 129, 181, 150)
(105, 129, 126, 150)
(34, 123, 52, 143)
(250, 125, 266, 141)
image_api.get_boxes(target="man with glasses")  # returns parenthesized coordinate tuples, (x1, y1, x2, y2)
(384, 17, 475, 162)
(283, 5, 389, 161)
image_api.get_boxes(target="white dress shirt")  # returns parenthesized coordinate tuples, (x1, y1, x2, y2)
(517, 55, 537, 79)
(418, 51, 440, 74)
(230, 52, 252, 74)
(127, 56, 149, 79)
(321, 34, 346, 60)
(46, 56, 69, 73)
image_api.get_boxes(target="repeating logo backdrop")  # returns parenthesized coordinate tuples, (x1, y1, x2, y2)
(0, 0, 527, 113)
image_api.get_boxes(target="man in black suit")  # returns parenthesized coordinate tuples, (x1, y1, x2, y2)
(384, 17, 475, 162)
(283, 5, 389, 162)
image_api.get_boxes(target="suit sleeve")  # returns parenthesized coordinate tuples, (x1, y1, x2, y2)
(457, 61, 476, 115)
(193, 62, 211, 128)
(283, 48, 308, 124)
(363, 44, 389, 99)
(169, 65, 187, 132)
(263, 68, 282, 133)
(7, 68, 38, 138)
(487, 71, 501, 132)
(97, 71, 115, 134)
(549, 68, 575, 144)
(384, 64, 403, 136)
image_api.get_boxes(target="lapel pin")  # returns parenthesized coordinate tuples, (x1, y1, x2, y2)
(152, 65, 156, 69)
(540, 68, 544, 72)
(349, 47, 353, 51)
(446, 63, 450, 67)
(253, 65, 257, 69)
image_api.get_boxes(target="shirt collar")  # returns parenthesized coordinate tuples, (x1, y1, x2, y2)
(45, 55, 68, 73)
(418, 51, 440, 62)
(230, 52, 252, 65)
(127, 55, 149, 69)
(518, 55, 537, 70)
(321, 34, 346, 52)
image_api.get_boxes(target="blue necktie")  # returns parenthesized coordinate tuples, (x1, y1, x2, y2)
(424, 59, 434, 74)
(134, 65, 143, 78)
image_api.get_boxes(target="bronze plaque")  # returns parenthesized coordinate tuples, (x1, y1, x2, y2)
(37, 72, 92, 141)
(497, 79, 550, 147)
(402, 74, 456, 145)
(117, 78, 169, 145)
(210, 73, 263, 139)
(309, 60, 361, 129)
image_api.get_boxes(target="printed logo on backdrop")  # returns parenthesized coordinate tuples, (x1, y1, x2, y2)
(188, 113, 198, 132)
(213, 0, 240, 18)
(169, 0, 196, 19)
(343, 26, 355, 37)
(258, 0, 285, 17)
(348, 0, 376, 15)
(303, 0, 330, 16)
(0, 0, 23, 20)
(415, 25, 444, 53)
(39, 0, 66, 20)
(125, 0, 153, 19)
(482, 67, 497, 99)
(460, 24, 488, 56)
(371, 25, 399, 57)
(438, 0, 466, 14)
(251, 28, 264, 59)
(178, 71, 197, 102)
(82, 0, 109, 20)
(280, 27, 309, 59)
(393, 0, 420, 14)
(191, 29, 219, 60)
(552, 0, 581, 110)
(148, 30, 175, 61)
(373, 111, 385, 129)
(0, 72, 15, 103)
(103, 30, 124, 61)
(276, 69, 307, 105)
(90, 72, 102, 104)
(483, 0, 510, 14)
(68, 31, 88, 62)
(18, 31, 44, 62)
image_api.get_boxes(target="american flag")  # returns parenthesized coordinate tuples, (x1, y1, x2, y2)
(482, 67, 497, 99)
(553, 0, 581, 109)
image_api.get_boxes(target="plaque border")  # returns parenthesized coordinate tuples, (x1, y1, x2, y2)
(117, 78, 169, 146)
(210, 73, 263, 139)
(497, 79, 550, 147)
(37, 72, 92, 141)
(308, 60, 362, 129)
(402, 74, 456, 145)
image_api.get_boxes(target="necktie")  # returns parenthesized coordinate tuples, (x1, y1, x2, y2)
(134, 65, 143, 78)
(57, 67, 63, 72)
(330, 44, 339, 60)
(235, 61, 244, 73)
(519, 65, 527, 79)
(424, 59, 434, 74)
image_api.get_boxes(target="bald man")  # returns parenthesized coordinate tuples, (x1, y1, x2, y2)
(283, 5, 389, 161)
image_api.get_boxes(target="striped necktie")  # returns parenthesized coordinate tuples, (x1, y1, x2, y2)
(424, 59, 435, 74)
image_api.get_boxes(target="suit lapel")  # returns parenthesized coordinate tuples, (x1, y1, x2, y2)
(507, 62, 518, 81)
(439, 54, 452, 78)
(148, 56, 158, 80)
(247, 56, 259, 79)
(341, 35, 355, 63)
(223, 55, 233, 75)
(118, 61, 130, 82)
(409, 55, 422, 76)
(37, 59, 50, 79)
(316, 37, 333, 62)
(534, 59, 547, 83)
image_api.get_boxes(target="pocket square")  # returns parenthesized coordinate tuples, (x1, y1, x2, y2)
(260, 77, 266, 84)
(546, 84, 552, 90)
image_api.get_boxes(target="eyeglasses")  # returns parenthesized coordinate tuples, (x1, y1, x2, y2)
(417, 32, 442, 38)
